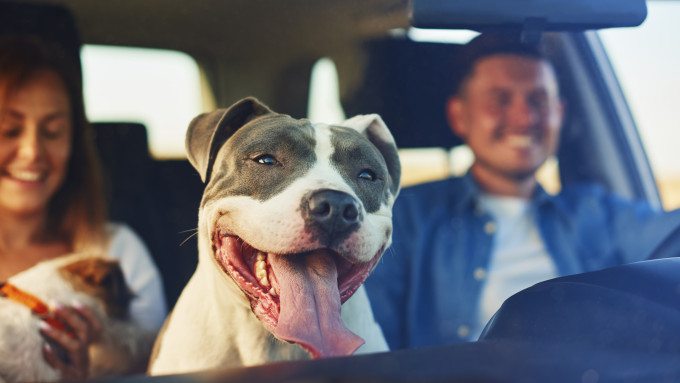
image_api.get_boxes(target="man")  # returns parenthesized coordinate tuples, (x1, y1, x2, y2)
(364, 33, 680, 350)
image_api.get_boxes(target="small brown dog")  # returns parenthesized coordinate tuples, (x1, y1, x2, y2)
(0, 254, 154, 383)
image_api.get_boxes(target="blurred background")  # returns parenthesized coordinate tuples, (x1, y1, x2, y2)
(80, 0, 680, 209)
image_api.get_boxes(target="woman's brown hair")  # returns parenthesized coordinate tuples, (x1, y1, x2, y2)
(0, 36, 108, 251)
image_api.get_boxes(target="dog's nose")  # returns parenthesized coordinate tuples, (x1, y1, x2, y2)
(306, 189, 361, 234)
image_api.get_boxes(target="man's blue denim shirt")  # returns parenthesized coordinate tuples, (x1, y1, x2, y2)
(365, 172, 680, 350)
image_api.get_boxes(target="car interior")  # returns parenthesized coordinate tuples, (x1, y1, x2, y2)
(1, 0, 678, 381)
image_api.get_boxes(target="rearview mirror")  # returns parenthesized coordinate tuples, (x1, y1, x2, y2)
(409, 0, 647, 32)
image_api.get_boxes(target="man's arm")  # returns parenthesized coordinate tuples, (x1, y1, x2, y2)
(576, 185, 680, 264)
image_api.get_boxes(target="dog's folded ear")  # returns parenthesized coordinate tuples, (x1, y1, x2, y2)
(186, 97, 274, 182)
(342, 114, 402, 198)
(59, 257, 133, 319)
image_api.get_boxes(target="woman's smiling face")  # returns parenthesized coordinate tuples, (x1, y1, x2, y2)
(0, 68, 72, 218)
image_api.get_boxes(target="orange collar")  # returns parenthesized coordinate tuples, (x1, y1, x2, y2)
(1, 282, 72, 335)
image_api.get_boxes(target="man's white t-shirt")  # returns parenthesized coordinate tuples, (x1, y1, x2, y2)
(472, 194, 558, 339)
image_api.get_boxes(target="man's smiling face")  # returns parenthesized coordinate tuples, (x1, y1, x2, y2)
(448, 54, 564, 183)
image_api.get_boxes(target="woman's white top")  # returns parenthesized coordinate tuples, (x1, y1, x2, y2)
(473, 194, 557, 339)
(107, 223, 168, 332)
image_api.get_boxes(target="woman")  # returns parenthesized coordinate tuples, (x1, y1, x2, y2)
(0, 37, 167, 378)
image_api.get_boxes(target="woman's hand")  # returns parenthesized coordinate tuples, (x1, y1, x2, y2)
(39, 302, 103, 380)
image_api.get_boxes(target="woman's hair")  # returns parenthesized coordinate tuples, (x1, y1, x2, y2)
(0, 36, 108, 251)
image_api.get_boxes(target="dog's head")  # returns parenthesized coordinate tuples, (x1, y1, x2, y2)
(186, 97, 400, 359)
(58, 257, 133, 319)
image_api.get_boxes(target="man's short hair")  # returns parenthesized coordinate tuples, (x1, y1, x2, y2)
(454, 33, 551, 95)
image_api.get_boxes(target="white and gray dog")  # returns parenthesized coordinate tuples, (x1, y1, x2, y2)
(149, 97, 401, 374)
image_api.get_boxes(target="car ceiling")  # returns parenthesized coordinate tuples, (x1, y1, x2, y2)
(16, 0, 410, 110)
(50, 1, 405, 55)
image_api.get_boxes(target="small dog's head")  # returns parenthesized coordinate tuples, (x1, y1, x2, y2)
(186, 97, 400, 358)
(58, 257, 133, 319)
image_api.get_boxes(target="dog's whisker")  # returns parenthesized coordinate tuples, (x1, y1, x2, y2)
(179, 230, 199, 246)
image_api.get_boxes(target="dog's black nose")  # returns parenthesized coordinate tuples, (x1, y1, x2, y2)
(306, 189, 361, 235)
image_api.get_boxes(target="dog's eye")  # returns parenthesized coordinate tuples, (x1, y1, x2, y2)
(358, 169, 376, 181)
(254, 154, 280, 166)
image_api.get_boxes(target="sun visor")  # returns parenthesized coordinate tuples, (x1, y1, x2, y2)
(409, 0, 647, 32)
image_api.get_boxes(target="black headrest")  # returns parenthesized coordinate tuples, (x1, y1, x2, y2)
(92, 122, 152, 184)
(342, 37, 464, 149)
(0, 2, 82, 77)
(93, 122, 150, 156)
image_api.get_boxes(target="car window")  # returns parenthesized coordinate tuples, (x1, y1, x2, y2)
(307, 57, 346, 124)
(599, 1, 680, 209)
(81, 45, 205, 159)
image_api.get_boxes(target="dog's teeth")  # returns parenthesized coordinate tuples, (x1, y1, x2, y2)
(269, 288, 278, 297)
(255, 252, 270, 287)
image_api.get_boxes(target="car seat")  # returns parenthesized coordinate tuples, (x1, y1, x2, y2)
(0, 1, 81, 77)
(93, 122, 201, 306)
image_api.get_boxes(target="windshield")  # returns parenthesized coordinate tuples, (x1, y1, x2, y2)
(599, 0, 680, 209)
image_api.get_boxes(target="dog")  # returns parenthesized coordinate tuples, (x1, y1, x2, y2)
(0, 254, 154, 383)
(148, 97, 401, 374)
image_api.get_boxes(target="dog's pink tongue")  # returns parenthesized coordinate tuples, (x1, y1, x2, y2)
(269, 250, 364, 358)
